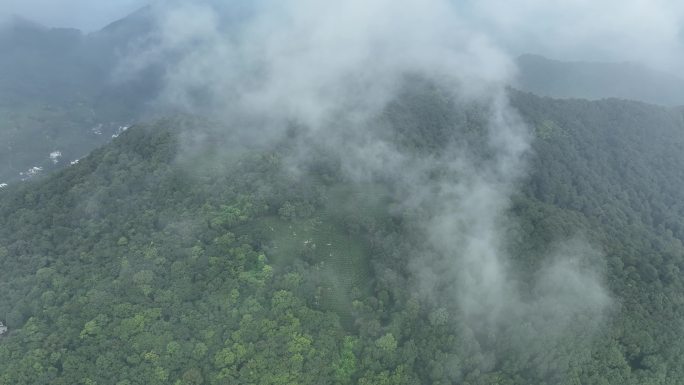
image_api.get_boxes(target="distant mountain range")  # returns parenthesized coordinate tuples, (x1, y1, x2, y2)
(2, 7, 683, 186)
(0, 7, 161, 184)
(515, 54, 684, 106)
(0, 7, 158, 112)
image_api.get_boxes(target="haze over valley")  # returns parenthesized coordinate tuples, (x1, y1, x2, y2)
(1, 2, 684, 384)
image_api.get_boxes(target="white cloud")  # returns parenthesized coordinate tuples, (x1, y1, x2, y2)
(4, 0, 682, 72)
(129, 4, 613, 374)
(465, 0, 684, 72)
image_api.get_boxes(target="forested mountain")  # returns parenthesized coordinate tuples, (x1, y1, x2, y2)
(1, 86, 684, 384)
(3, 3, 684, 384)
(515, 54, 684, 106)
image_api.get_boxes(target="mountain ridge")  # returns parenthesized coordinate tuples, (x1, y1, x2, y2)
(515, 54, 684, 106)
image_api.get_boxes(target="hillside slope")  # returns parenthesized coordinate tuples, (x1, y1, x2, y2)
(0, 8, 159, 185)
(1, 91, 684, 384)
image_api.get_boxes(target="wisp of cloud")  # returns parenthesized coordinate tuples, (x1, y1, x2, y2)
(123, 0, 614, 377)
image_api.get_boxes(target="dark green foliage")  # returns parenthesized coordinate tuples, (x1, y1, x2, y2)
(511, 91, 684, 384)
(1, 90, 684, 384)
(0, 119, 354, 384)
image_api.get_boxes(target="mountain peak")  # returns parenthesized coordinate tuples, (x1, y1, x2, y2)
(0, 14, 47, 32)
(97, 5, 153, 36)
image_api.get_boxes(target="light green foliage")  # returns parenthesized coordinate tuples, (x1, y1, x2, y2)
(80, 319, 101, 339)
(334, 336, 359, 383)
(213, 348, 236, 369)
(535, 119, 565, 139)
(428, 308, 449, 326)
(0, 91, 684, 385)
(192, 343, 208, 360)
(375, 333, 398, 353)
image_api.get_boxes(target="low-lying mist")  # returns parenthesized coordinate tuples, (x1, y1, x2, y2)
(123, 0, 613, 376)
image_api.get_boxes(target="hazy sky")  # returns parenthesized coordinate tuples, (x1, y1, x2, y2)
(2, 0, 682, 70)
(463, 0, 684, 73)
(2, 0, 147, 31)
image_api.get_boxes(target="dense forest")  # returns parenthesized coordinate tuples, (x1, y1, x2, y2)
(1, 86, 684, 384)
